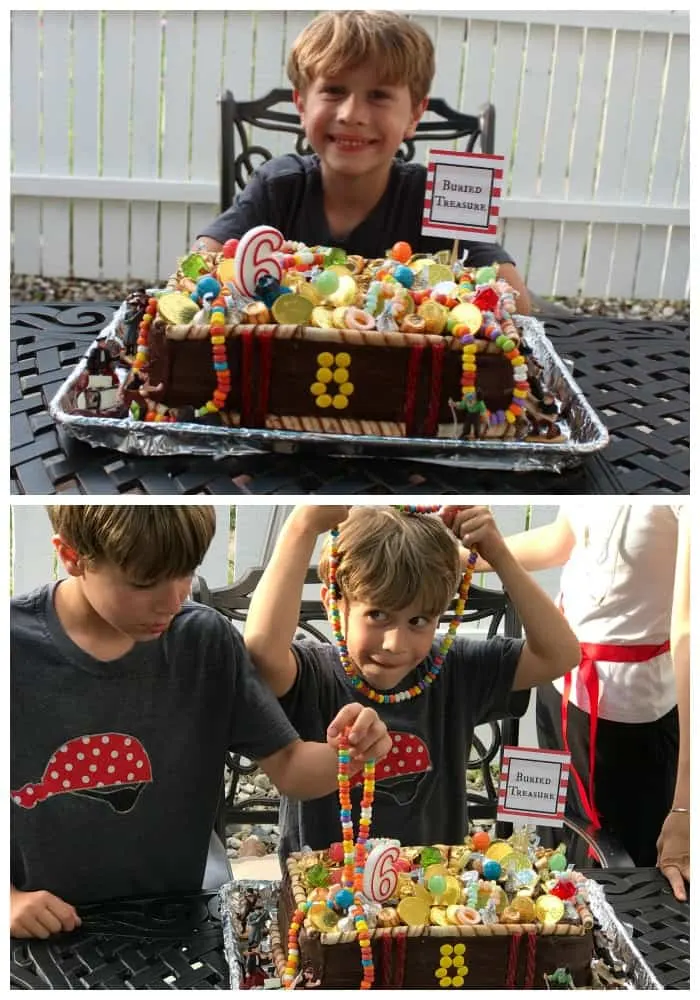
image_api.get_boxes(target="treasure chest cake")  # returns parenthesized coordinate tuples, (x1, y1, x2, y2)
(270, 833, 595, 990)
(83, 225, 566, 443)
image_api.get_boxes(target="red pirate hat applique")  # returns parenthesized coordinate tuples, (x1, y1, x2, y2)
(11, 733, 153, 814)
(350, 730, 432, 804)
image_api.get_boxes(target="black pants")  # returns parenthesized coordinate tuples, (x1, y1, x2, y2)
(536, 682, 679, 867)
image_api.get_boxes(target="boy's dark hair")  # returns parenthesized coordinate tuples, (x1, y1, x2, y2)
(46, 505, 216, 584)
(287, 11, 435, 108)
(317, 507, 461, 617)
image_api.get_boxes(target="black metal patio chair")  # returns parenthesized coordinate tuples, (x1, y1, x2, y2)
(219, 88, 495, 212)
(192, 568, 633, 869)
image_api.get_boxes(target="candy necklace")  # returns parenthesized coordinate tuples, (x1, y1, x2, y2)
(197, 294, 232, 417)
(283, 733, 376, 990)
(329, 505, 477, 704)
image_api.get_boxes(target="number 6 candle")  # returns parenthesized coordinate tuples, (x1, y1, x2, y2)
(363, 842, 400, 903)
(233, 225, 284, 298)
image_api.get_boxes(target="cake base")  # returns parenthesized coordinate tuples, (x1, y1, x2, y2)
(276, 867, 593, 990)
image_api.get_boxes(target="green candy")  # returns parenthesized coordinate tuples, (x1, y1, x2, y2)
(313, 270, 340, 296)
(421, 846, 443, 868)
(475, 266, 497, 284)
(325, 248, 347, 266)
(306, 863, 330, 888)
(180, 253, 209, 280)
(548, 852, 567, 872)
(427, 874, 447, 895)
(502, 339, 515, 353)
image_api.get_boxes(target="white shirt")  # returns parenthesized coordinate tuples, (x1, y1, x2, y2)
(553, 504, 681, 724)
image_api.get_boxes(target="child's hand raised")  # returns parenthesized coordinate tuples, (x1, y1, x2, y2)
(290, 505, 351, 535)
(440, 506, 507, 568)
(10, 886, 81, 939)
(327, 704, 392, 766)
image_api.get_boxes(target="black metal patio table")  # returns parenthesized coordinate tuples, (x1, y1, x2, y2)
(10, 303, 689, 495)
(9, 868, 689, 989)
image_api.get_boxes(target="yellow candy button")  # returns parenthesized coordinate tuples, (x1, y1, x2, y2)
(316, 368, 333, 384)
(316, 394, 332, 409)
(332, 395, 349, 410)
(310, 382, 326, 397)
(452, 976, 465, 987)
(317, 351, 334, 367)
(454, 944, 466, 955)
(335, 352, 351, 368)
(333, 368, 349, 384)
(339, 382, 354, 397)
(439, 944, 453, 956)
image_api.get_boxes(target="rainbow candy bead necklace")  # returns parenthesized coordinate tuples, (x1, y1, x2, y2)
(283, 732, 376, 990)
(329, 505, 476, 704)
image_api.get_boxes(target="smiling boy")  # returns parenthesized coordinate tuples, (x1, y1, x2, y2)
(196, 11, 531, 312)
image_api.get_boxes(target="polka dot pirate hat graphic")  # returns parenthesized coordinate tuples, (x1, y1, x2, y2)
(12, 733, 153, 814)
(350, 731, 432, 804)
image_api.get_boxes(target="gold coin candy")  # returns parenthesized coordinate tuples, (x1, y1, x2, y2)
(157, 291, 198, 326)
(397, 896, 431, 926)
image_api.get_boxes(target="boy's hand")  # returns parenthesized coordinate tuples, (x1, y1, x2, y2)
(10, 886, 81, 939)
(327, 703, 392, 765)
(290, 505, 351, 536)
(440, 506, 507, 567)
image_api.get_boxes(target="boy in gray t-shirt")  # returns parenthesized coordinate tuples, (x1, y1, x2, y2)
(10, 505, 390, 938)
(244, 505, 581, 858)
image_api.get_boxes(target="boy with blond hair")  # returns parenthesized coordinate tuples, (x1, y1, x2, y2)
(10, 506, 390, 938)
(244, 505, 579, 857)
(196, 11, 531, 312)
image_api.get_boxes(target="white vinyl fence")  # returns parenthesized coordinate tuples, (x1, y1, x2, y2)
(10, 10, 689, 299)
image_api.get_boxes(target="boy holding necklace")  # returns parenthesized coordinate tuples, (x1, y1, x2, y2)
(195, 11, 532, 313)
(244, 505, 580, 857)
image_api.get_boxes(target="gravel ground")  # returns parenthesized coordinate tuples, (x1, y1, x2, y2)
(9, 272, 690, 322)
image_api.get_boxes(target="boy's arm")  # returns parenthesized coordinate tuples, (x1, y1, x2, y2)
(446, 507, 580, 690)
(244, 506, 350, 697)
(456, 508, 575, 575)
(656, 506, 690, 900)
(497, 263, 532, 315)
(256, 702, 391, 799)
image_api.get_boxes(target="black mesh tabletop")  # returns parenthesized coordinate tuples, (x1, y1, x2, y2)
(580, 867, 690, 989)
(11, 303, 689, 495)
(9, 870, 689, 989)
(10, 892, 228, 989)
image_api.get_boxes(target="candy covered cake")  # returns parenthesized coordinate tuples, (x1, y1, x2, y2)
(81, 225, 566, 443)
(270, 835, 595, 990)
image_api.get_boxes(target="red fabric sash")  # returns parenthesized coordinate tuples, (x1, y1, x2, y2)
(561, 639, 671, 828)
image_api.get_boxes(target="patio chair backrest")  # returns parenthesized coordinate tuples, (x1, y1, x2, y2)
(219, 88, 496, 212)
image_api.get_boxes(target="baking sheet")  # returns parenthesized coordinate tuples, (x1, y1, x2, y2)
(50, 313, 609, 473)
(218, 876, 662, 990)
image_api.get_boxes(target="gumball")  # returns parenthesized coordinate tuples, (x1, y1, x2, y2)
(394, 857, 412, 874)
(312, 269, 340, 296)
(222, 238, 239, 258)
(482, 860, 502, 881)
(392, 264, 414, 288)
(195, 275, 221, 299)
(548, 852, 567, 872)
(390, 241, 413, 263)
(427, 874, 447, 895)
(471, 830, 491, 853)
(335, 888, 354, 910)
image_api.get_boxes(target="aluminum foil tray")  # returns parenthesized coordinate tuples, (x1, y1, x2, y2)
(50, 312, 609, 473)
(218, 877, 661, 990)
